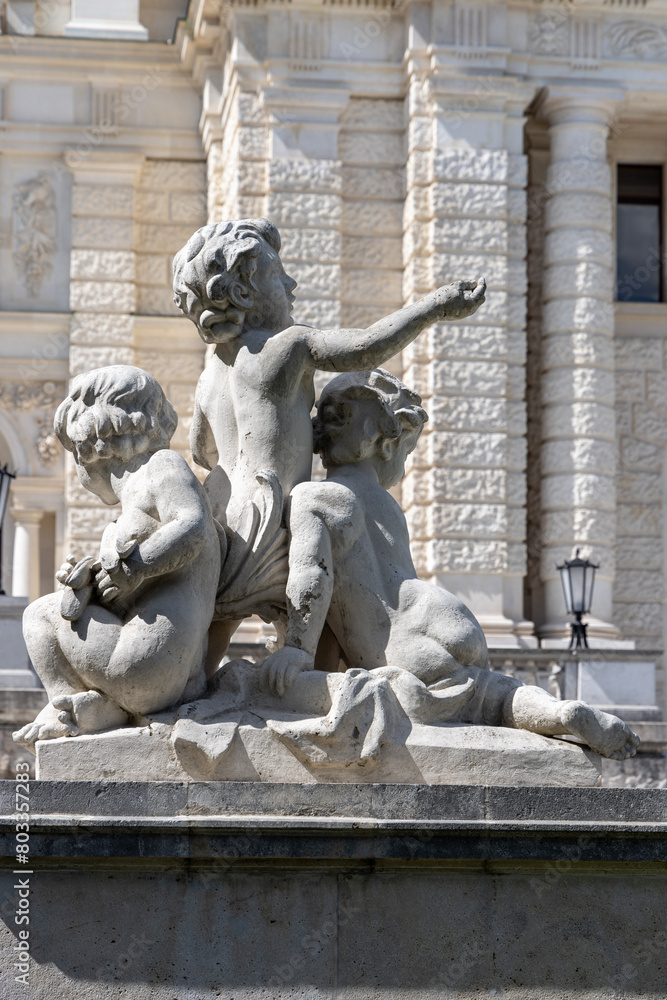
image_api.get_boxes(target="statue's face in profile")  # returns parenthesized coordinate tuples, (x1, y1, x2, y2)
(244, 241, 297, 334)
(74, 460, 119, 506)
(377, 428, 422, 490)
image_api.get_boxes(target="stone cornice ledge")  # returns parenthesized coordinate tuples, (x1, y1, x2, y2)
(1, 781, 666, 865)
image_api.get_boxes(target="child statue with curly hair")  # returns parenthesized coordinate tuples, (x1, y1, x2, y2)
(173, 218, 486, 657)
(261, 369, 639, 761)
(14, 366, 222, 749)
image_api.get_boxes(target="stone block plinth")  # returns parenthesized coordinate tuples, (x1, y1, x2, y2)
(0, 780, 666, 998)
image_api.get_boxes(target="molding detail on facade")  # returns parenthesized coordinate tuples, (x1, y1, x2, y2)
(0, 381, 65, 412)
(606, 19, 667, 58)
(12, 173, 57, 298)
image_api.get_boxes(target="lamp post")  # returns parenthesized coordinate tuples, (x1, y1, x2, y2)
(557, 548, 599, 650)
(0, 463, 16, 596)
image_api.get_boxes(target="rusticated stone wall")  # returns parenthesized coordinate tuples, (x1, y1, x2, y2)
(614, 322, 667, 659)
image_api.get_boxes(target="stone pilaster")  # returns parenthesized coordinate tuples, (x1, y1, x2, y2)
(66, 153, 143, 560)
(403, 64, 537, 646)
(537, 88, 624, 645)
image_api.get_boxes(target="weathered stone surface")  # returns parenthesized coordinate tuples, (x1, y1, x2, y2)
(341, 268, 403, 304)
(136, 254, 170, 287)
(70, 249, 135, 282)
(431, 181, 508, 218)
(430, 395, 507, 431)
(429, 324, 507, 361)
(545, 192, 612, 231)
(434, 217, 509, 252)
(615, 337, 663, 371)
(136, 286, 179, 316)
(340, 98, 402, 130)
(339, 130, 404, 165)
(543, 402, 615, 440)
(35, 721, 602, 786)
(270, 158, 342, 193)
(267, 192, 342, 228)
(542, 366, 615, 405)
(430, 537, 508, 572)
(543, 331, 614, 368)
(342, 234, 402, 269)
(72, 184, 134, 217)
(428, 431, 508, 467)
(69, 345, 134, 373)
(281, 227, 341, 262)
(70, 280, 135, 313)
(140, 159, 207, 190)
(433, 149, 509, 183)
(617, 471, 661, 504)
(543, 261, 613, 300)
(541, 438, 616, 474)
(544, 227, 613, 263)
(343, 165, 404, 200)
(541, 472, 615, 510)
(72, 217, 133, 249)
(70, 313, 134, 346)
(432, 467, 506, 502)
(432, 359, 506, 396)
(341, 199, 403, 237)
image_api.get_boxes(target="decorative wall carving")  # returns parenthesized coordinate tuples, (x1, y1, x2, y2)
(0, 381, 65, 412)
(12, 173, 57, 298)
(606, 20, 667, 58)
(529, 11, 569, 56)
(35, 418, 61, 467)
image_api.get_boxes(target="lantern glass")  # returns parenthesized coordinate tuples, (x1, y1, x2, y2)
(568, 561, 587, 614)
(559, 564, 574, 615)
(558, 550, 598, 618)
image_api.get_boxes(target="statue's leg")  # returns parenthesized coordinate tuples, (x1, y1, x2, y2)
(14, 595, 120, 749)
(503, 684, 640, 760)
(205, 618, 241, 677)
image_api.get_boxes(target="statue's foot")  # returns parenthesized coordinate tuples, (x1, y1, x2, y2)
(13, 702, 79, 751)
(52, 690, 129, 734)
(561, 702, 640, 760)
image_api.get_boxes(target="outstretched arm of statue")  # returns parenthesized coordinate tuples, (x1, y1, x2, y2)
(304, 278, 486, 373)
(265, 498, 337, 697)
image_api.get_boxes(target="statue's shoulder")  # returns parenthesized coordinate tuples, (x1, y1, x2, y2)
(290, 478, 363, 536)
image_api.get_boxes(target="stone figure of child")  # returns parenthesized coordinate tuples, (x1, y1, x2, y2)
(262, 369, 639, 761)
(173, 219, 486, 659)
(14, 366, 222, 749)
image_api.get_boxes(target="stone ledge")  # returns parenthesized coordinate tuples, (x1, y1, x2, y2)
(1, 781, 665, 865)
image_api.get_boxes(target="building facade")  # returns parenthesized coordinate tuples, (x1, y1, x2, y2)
(1, 0, 667, 714)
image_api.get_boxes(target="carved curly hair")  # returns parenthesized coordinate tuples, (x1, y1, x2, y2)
(313, 369, 428, 469)
(172, 218, 281, 344)
(55, 366, 177, 466)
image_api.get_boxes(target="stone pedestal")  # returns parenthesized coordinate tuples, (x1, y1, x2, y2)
(1, 780, 665, 998)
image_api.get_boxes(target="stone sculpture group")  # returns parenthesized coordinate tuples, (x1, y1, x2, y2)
(14, 219, 640, 777)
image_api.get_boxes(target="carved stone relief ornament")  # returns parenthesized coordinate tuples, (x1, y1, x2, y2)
(35, 417, 61, 466)
(528, 10, 569, 56)
(606, 20, 667, 59)
(0, 380, 65, 412)
(12, 172, 57, 297)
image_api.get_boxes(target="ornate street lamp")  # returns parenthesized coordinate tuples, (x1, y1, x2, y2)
(0, 464, 16, 596)
(557, 548, 598, 650)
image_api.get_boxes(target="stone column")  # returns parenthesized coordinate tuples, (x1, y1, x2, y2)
(537, 88, 624, 645)
(11, 508, 43, 603)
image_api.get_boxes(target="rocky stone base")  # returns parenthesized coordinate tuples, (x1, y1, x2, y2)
(35, 720, 602, 787)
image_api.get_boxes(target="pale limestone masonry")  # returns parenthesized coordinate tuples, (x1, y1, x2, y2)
(2, 0, 667, 720)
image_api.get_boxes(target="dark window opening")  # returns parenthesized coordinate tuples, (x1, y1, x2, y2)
(616, 164, 663, 303)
